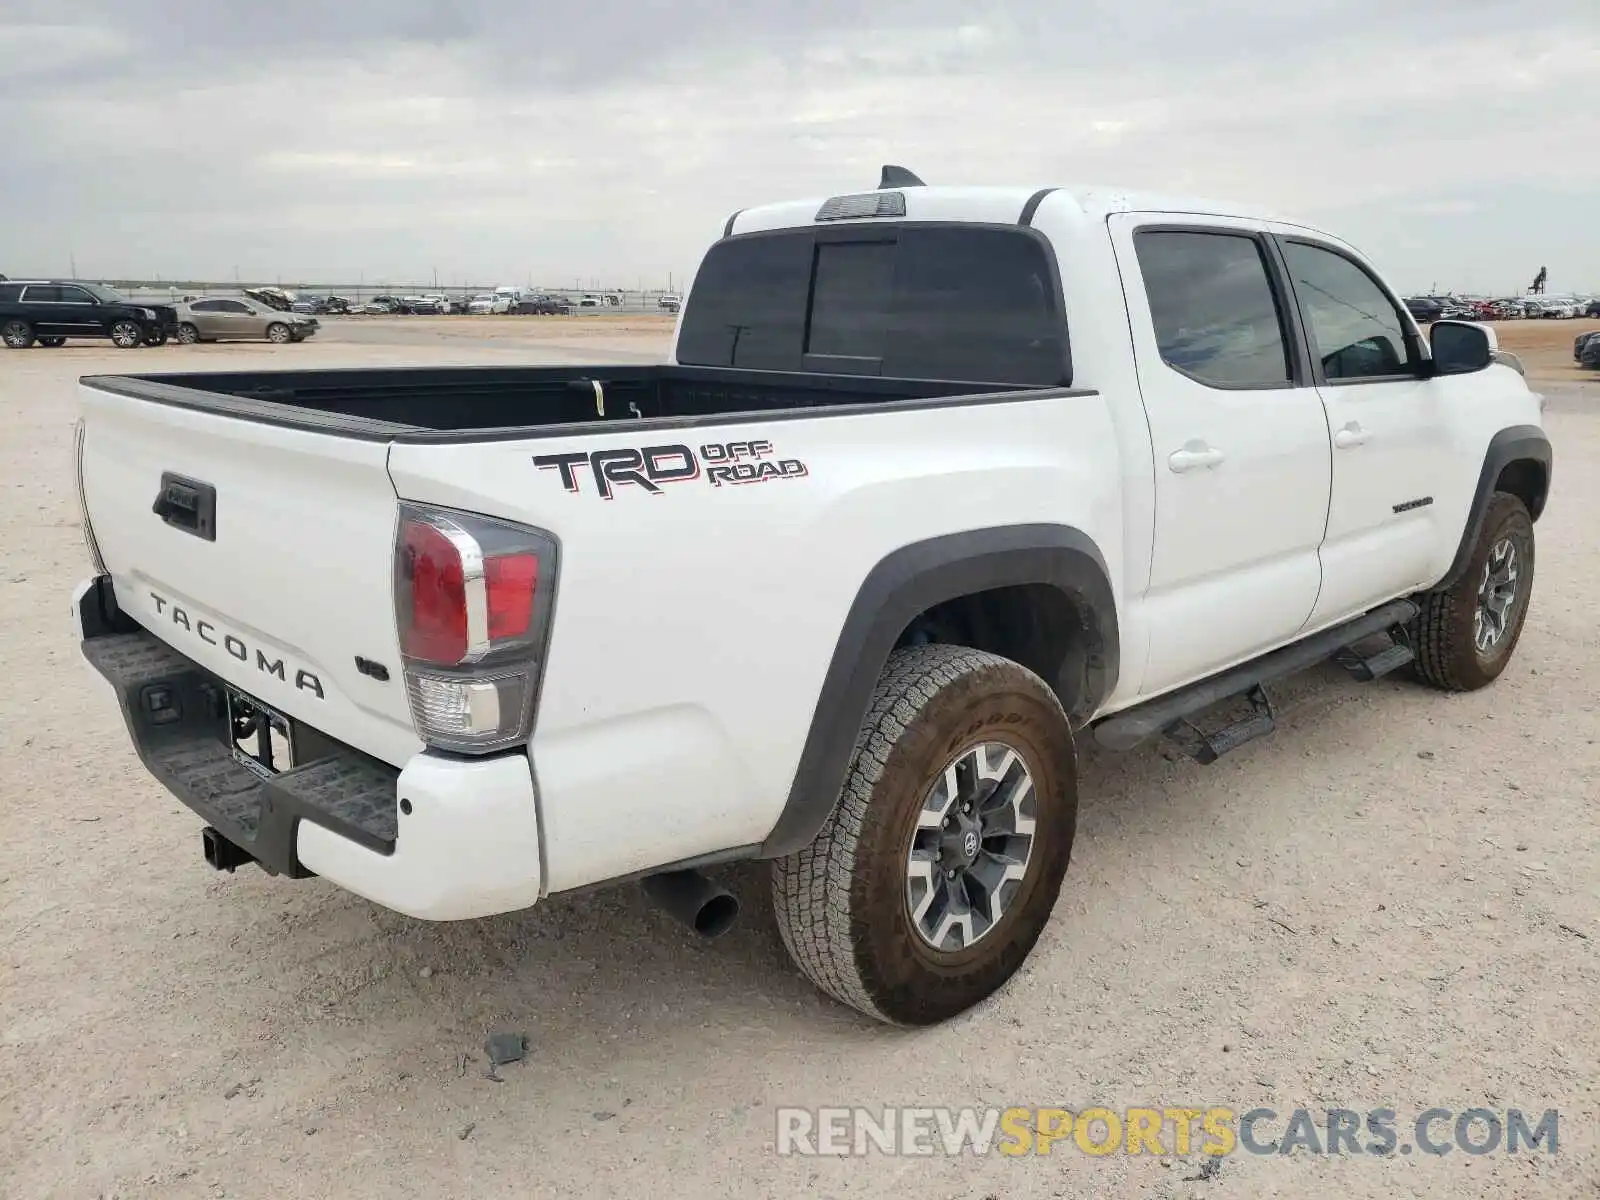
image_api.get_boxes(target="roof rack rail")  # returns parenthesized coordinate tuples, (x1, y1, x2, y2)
(878, 165, 925, 189)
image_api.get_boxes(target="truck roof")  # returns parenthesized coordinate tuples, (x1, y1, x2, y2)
(726, 184, 1301, 238)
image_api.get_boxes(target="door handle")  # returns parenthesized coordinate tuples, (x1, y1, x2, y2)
(1333, 422, 1370, 449)
(1168, 441, 1225, 473)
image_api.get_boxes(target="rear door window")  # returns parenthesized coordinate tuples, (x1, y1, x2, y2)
(1133, 230, 1292, 388)
(677, 225, 1068, 384)
(0, 285, 21, 303)
(21, 286, 62, 303)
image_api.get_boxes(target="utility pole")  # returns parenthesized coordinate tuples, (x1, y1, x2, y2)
(70, 252, 77, 278)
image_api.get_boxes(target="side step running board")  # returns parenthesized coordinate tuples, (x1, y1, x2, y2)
(1092, 599, 1418, 754)
(1334, 640, 1415, 682)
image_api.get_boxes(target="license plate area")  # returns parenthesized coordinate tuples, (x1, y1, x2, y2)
(225, 685, 295, 779)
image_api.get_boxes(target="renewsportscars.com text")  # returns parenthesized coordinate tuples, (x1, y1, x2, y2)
(775, 1106, 1560, 1158)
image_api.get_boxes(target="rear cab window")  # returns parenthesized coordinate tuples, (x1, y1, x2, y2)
(676, 225, 1070, 386)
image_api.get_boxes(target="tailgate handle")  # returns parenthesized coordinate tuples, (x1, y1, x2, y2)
(152, 472, 217, 541)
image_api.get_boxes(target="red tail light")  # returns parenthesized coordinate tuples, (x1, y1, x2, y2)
(400, 520, 468, 664)
(486, 554, 538, 640)
(393, 504, 557, 753)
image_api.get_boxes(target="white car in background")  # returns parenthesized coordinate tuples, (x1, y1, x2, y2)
(467, 293, 511, 315)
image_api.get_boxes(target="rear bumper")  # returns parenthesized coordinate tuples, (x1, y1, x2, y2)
(74, 575, 543, 920)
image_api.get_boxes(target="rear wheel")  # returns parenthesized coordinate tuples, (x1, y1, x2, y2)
(143, 330, 169, 347)
(266, 322, 291, 344)
(176, 323, 201, 345)
(38, 336, 66, 348)
(2, 319, 35, 349)
(110, 320, 144, 348)
(1411, 492, 1535, 691)
(772, 644, 1078, 1026)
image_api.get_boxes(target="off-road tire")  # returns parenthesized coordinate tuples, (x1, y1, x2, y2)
(2, 319, 35, 349)
(37, 336, 66, 348)
(266, 322, 291, 344)
(771, 644, 1078, 1026)
(1411, 491, 1535, 691)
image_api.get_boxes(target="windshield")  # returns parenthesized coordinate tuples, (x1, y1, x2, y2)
(84, 284, 129, 303)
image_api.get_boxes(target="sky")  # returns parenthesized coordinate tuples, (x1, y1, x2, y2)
(2, 0, 1597, 294)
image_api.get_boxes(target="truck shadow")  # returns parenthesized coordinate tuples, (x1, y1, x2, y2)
(242, 658, 1411, 1058)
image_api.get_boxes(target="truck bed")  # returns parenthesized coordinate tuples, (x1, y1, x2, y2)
(81, 365, 1031, 441)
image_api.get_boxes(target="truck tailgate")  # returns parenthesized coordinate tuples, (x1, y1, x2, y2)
(79, 384, 422, 767)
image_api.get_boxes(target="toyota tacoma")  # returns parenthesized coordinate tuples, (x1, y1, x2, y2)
(72, 169, 1551, 1026)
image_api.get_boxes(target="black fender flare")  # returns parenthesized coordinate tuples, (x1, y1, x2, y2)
(1438, 425, 1552, 590)
(757, 523, 1118, 859)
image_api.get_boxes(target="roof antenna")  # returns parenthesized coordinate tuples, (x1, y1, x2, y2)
(878, 165, 925, 189)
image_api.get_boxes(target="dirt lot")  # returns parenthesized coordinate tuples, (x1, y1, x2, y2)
(2, 318, 1597, 1199)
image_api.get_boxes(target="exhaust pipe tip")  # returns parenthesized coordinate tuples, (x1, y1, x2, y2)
(641, 869, 741, 939)
(692, 891, 740, 939)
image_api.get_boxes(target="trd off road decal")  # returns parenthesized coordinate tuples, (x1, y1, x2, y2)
(533, 439, 809, 499)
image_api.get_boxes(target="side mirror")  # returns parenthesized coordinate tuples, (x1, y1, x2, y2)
(1429, 320, 1493, 375)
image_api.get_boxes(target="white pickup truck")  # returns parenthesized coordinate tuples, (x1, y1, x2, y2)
(74, 168, 1551, 1027)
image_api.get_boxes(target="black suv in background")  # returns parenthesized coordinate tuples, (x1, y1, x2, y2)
(0, 280, 179, 349)
(513, 293, 571, 315)
(1403, 296, 1443, 323)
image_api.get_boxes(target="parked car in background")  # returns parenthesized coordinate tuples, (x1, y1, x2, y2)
(578, 294, 602, 308)
(1575, 330, 1600, 367)
(174, 296, 319, 344)
(0, 280, 178, 349)
(363, 295, 402, 314)
(657, 292, 682, 313)
(467, 293, 511, 314)
(1583, 299, 1600, 319)
(513, 293, 570, 315)
(1403, 296, 1442, 323)
(242, 287, 296, 312)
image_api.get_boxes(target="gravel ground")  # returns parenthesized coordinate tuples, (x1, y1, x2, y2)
(1, 320, 1597, 1199)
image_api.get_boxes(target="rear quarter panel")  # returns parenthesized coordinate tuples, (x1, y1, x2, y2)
(387, 394, 1125, 891)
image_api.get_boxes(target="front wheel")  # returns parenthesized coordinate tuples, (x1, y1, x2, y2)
(110, 320, 144, 348)
(143, 330, 169, 347)
(1411, 492, 1535, 691)
(772, 644, 1078, 1026)
(266, 322, 292, 344)
(2, 319, 35, 349)
(176, 323, 201, 345)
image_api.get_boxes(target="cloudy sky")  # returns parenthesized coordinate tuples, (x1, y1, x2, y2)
(3, 0, 1597, 293)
